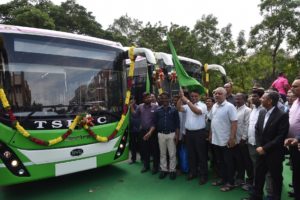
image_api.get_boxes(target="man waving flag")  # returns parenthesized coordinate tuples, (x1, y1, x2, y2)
(167, 35, 206, 95)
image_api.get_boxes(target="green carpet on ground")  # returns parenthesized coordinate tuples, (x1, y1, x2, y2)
(0, 160, 293, 200)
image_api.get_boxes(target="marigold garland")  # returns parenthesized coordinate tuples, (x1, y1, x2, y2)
(168, 70, 177, 83)
(0, 46, 136, 146)
(152, 66, 164, 94)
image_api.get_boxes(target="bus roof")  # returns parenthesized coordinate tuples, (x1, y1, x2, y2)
(124, 47, 156, 65)
(155, 52, 202, 67)
(178, 55, 202, 66)
(0, 24, 123, 49)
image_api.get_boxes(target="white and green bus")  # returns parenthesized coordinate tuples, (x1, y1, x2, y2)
(154, 52, 227, 95)
(0, 24, 156, 185)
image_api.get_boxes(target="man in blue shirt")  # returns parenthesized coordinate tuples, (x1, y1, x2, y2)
(155, 92, 180, 180)
(130, 92, 159, 174)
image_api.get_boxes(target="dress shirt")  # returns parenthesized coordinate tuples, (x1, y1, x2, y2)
(134, 103, 158, 130)
(155, 105, 179, 133)
(263, 106, 275, 129)
(271, 76, 289, 95)
(182, 101, 207, 130)
(226, 94, 235, 105)
(289, 98, 300, 138)
(248, 105, 264, 145)
(236, 104, 251, 142)
(210, 100, 238, 146)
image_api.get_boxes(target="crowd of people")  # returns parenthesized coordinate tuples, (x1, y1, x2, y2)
(128, 74, 300, 200)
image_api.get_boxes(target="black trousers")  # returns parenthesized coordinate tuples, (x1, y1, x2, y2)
(290, 146, 300, 200)
(234, 143, 254, 183)
(139, 130, 159, 170)
(186, 129, 208, 178)
(129, 131, 139, 161)
(252, 152, 284, 200)
(208, 143, 220, 178)
(214, 145, 236, 185)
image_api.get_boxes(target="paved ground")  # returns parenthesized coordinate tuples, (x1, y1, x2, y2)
(0, 159, 293, 200)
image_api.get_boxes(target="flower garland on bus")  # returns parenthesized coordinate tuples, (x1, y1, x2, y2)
(85, 46, 135, 142)
(168, 70, 177, 83)
(152, 66, 164, 94)
(153, 67, 165, 81)
(0, 47, 136, 146)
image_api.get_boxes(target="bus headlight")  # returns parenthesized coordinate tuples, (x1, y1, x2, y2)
(0, 141, 30, 177)
(11, 160, 19, 167)
(18, 169, 25, 175)
(3, 151, 12, 159)
(114, 129, 129, 160)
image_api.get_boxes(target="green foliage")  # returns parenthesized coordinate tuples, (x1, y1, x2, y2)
(11, 7, 55, 29)
(137, 22, 167, 51)
(192, 14, 220, 64)
(167, 24, 198, 58)
(107, 14, 143, 46)
(0, 0, 105, 37)
(0, 0, 299, 93)
(249, 0, 300, 78)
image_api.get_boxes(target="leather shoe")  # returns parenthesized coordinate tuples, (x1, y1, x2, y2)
(159, 172, 167, 179)
(169, 172, 176, 180)
(128, 160, 136, 165)
(141, 167, 149, 173)
(186, 174, 196, 181)
(152, 169, 158, 175)
(199, 177, 208, 185)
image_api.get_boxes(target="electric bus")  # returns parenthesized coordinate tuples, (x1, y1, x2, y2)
(0, 24, 156, 185)
(154, 52, 227, 96)
(154, 52, 203, 96)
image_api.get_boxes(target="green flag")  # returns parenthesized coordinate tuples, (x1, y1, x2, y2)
(167, 35, 205, 95)
(146, 70, 150, 93)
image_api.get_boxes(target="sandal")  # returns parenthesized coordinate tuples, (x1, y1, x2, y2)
(220, 184, 235, 192)
(211, 179, 224, 186)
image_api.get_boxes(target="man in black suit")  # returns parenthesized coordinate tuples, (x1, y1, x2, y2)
(244, 91, 289, 200)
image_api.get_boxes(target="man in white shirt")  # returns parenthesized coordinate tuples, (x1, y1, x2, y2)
(177, 88, 208, 185)
(234, 93, 252, 187)
(247, 90, 265, 159)
(209, 87, 237, 192)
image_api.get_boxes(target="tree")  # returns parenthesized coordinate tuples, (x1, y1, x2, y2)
(218, 24, 236, 65)
(0, 0, 105, 38)
(137, 22, 167, 51)
(107, 14, 143, 46)
(0, 0, 55, 29)
(167, 24, 198, 58)
(0, 0, 31, 23)
(192, 14, 221, 65)
(57, 0, 104, 37)
(248, 0, 300, 78)
(11, 7, 55, 29)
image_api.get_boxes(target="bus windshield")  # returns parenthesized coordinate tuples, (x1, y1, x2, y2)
(0, 33, 126, 129)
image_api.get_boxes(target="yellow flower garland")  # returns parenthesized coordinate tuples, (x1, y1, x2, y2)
(0, 88, 10, 109)
(0, 46, 136, 146)
(15, 122, 30, 137)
